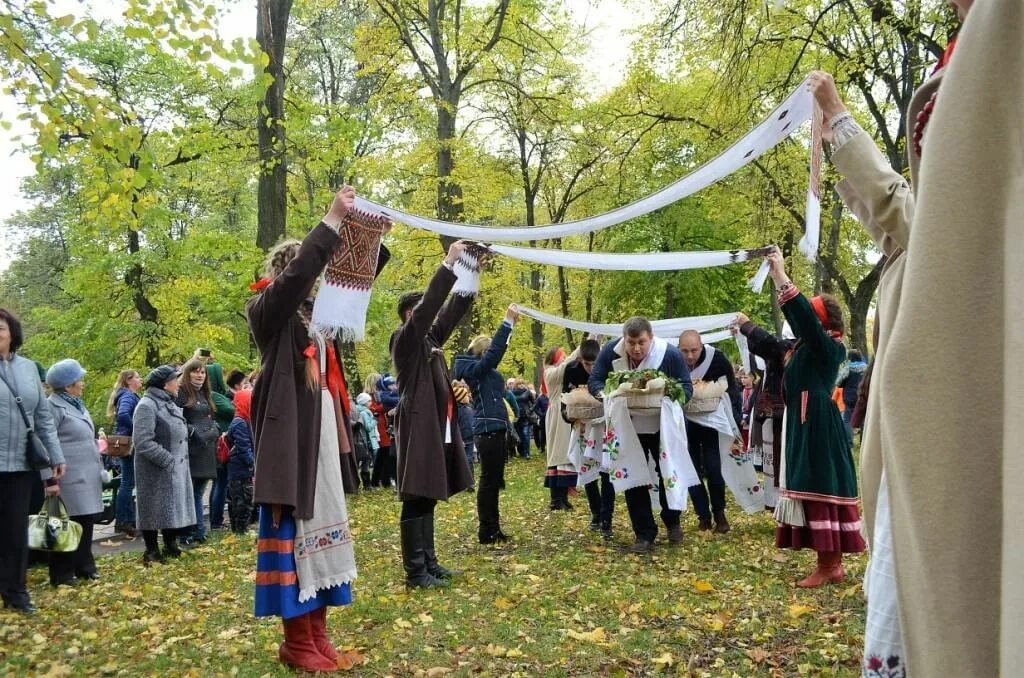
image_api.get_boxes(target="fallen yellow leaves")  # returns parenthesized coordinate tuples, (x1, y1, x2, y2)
(692, 579, 715, 593)
(566, 627, 609, 645)
(788, 603, 814, 619)
(1, 459, 866, 676)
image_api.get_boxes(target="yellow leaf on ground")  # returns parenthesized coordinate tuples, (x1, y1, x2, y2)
(485, 644, 508, 657)
(418, 613, 433, 624)
(494, 597, 513, 610)
(394, 618, 413, 629)
(788, 603, 813, 619)
(652, 652, 674, 667)
(693, 579, 715, 593)
(567, 627, 607, 644)
(505, 648, 524, 658)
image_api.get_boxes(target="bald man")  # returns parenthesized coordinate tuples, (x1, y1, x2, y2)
(677, 330, 742, 534)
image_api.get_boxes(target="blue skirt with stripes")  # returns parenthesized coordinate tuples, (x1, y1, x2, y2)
(254, 505, 352, 619)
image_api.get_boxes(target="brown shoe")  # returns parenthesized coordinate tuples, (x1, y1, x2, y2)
(666, 525, 684, 544)
(698, 517, 713, 531)
(626, 539, 654, 554)
(713, 511, 731, 534)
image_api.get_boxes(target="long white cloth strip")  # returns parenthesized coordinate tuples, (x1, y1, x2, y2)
(749, 259, 771, 293)
(517, 306, 738, 337)
(684, 397, 766, 513)
(487, 244, 773, 271)
(798, 102, 824, 260)
(353, 80, 819, 251)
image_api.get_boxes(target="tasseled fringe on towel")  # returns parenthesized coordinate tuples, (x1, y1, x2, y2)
(453, 249, 482, 297)
(297, 569, 359, 604)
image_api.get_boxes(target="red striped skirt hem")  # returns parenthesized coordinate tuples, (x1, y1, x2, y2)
(776, 500, 866, 553)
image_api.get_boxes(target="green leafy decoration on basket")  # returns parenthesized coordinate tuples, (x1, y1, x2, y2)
(605, 369, 689, 405)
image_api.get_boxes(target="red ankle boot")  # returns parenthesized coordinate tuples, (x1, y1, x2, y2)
(797, 551, 845, 588)
(309, 607, 347, 667)
(279, 612, 337, 672)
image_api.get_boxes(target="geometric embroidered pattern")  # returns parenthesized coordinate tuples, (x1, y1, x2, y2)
(324, 208, 387, 291)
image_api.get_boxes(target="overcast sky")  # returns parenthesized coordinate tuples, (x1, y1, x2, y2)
(0, 0, 644, 271)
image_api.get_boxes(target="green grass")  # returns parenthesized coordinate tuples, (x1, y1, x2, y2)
(0, 458, 865, 676)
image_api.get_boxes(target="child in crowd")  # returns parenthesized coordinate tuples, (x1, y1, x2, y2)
(354, 393, 380, 490)
(226, 389, 255, 533)
(452, 380, 476, 484)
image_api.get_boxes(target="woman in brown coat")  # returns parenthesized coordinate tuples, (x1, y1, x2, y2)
(390, 241, 475, 589)
(247, 186, 389, 673)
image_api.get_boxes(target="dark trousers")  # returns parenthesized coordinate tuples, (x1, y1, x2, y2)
(370, 443, 395, 487)
(585, 472, 615, 526)
(476, 430, 507, 536)
(0, 471, 35, 607)
(624, 434, 680, 542)
(686, 422, 726, 520)
(115, 455, 136, 526)
(515, 420, 531, 458)
(190, 478, 210, 539)
(400, 496, 437, 521)
(209, 464, 228, 528)
(48, 513, 97, 584)
(142, 527, 185, 552)
(228, 477, 254, 532)
(533, 421, 546, 452)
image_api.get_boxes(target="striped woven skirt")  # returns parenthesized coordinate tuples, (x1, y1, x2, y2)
(254, 505, 352, 619)
(544, 464, 578, 489)
(775, 500, 866, 553)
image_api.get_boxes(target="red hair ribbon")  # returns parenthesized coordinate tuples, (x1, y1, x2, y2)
(811, 296, 843, 338)
(249, 277, 271, 292)
(541, 348, 567, 396)
(811, 296, 830, 330)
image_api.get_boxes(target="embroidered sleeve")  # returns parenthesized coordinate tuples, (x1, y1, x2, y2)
(830, 112, 863, 150)
(777, 281, 800, 305)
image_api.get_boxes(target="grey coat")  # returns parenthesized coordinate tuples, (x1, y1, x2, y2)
(0, 354, 64, 472)
(48, 395, 104, 516)
(176, 392, 219, 481)
(133, 387, 196, 531)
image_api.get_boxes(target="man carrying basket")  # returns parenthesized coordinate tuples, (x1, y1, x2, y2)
(588, 318, 693, 553)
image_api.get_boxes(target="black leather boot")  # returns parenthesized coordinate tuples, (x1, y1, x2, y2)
(400, 518, 447, 589)
(422, 514, 461, 580)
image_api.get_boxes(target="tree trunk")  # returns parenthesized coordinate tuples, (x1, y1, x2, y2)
(126, 229, 160, 367)
(849, 258, 885, 356)
(556, 244, 574, 346)
(435, 102, 463, 228)
(256, 0, 293, 251)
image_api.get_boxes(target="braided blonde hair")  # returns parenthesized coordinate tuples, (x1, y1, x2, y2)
(264, 238, 302, 279)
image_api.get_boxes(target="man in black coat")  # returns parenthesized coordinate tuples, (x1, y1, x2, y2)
(677, 330, 742, 534)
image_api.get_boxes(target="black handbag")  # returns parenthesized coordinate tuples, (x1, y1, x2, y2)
(0, 366, 53, 470)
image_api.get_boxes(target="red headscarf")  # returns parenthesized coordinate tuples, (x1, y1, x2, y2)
(233, 388, 252, 422)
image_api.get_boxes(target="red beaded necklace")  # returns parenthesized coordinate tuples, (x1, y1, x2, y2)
(912, 37, 958, 158)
